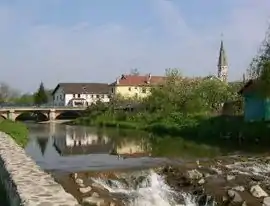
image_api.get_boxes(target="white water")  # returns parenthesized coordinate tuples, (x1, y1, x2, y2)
(92, 170, 197, 206)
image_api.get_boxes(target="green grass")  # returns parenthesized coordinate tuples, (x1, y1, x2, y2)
(0, 119, 29, 147)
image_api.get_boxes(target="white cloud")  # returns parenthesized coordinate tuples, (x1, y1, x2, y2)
(0, 0, 269, 92)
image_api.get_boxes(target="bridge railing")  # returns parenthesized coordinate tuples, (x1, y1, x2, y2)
(0, 106, 87, 109)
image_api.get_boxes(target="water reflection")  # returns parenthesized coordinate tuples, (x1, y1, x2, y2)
(25, 123, 164, 173)
(36, 137, 48, 156)
(54, 126, 114, 156)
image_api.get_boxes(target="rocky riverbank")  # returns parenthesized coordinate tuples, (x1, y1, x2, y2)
(54, 155, 270, 206)
(159, 155, 270, 206)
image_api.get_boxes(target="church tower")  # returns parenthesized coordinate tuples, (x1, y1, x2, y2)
(217, 39, 228, 82)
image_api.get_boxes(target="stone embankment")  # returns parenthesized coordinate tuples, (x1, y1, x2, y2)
(0, 131, 80, 206)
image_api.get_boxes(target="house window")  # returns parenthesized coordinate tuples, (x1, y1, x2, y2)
(128, 87, 131, 91)
(111, 88, 114, 93)
(96, 95, 100, 98)
(78, 94, 81, 98)
(101, 95, 104, 98)
(91, 94, 94, 98)
(142, 88, 146, 93)
(73, 94, 75, 98)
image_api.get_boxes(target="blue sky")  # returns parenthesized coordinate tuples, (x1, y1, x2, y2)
(0, 0, 270, 92)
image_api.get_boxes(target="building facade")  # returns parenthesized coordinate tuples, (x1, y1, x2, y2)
(239, 80, 270, 122)
(109, 73, 165, 99)
(51, 83, 110, 107)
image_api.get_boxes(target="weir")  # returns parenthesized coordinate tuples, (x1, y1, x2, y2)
(0, 131, 80, 206)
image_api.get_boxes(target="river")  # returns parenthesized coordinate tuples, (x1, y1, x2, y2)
(24, 123, 267, 206)
(25, 123, 221, 173)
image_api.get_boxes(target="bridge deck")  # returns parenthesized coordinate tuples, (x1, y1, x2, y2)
(0, 107, 86, 111)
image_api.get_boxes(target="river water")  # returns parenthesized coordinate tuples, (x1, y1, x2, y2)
(24, 123, 221, 206)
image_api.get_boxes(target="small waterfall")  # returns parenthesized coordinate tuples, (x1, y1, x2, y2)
(91, 169, 197, 206)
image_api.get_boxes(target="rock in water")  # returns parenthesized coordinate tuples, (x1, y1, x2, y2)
(263, 197, 270, 206)
(79, 186, 92, 194)
(186, 169, 203, 180)
(75, 178, 83, 185)
(232, 186, 245, 192)
(226, 175, 235, 181)
(82, 196, 104, 205)
(250, 185, 268, 198)
(227, 189, 242, 203)
(198, 178, 205, 185)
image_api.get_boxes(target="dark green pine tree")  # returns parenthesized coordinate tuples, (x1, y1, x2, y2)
(34, 82, 48, 105)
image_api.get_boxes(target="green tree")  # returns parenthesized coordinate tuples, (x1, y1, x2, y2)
(13, 93, 34, 105)
(34, 82, 48, 105)
(248, 25, 270, 79)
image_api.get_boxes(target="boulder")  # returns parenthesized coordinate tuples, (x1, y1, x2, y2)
(227, 189, 242, 203)
(227, 175, 236, 181)
(75, 178, 84, 185)
(250, 185, 268, 198)
(263, 197, 270, 206)
(82, 196, 104, 206)
(79, 186, 92, 194)
(186, 169, 203, 180)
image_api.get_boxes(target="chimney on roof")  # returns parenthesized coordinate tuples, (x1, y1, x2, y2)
(116, 77, 119, 85)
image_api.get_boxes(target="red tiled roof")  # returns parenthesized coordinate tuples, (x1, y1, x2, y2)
(110, 74, 165, 86)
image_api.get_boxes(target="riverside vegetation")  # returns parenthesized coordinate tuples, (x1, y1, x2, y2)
(72, 68, 270, 154)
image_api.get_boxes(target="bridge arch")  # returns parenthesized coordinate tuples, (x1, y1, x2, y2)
(0, 114, 7, 120)
(15, 111, 49, 121)
(55, 111, 82, 120)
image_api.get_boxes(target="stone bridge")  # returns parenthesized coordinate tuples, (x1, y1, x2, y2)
(0, 107, 86, 121)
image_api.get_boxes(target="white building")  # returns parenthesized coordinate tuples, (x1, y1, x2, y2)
(51, 83, 110, 107)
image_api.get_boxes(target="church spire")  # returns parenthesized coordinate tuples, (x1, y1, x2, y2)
(217, 37, 228, 82)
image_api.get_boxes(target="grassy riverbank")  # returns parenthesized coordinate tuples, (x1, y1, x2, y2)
(71, 112, 270, 153)
(0, 119, 29, 147)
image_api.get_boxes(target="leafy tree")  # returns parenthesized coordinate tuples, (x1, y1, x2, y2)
(246, 25, 270, 97)
(248, 25, 270, 80)
(258, 60, 270, 97)
(0, 82, 19, 102)
(34, 82, 48, 105)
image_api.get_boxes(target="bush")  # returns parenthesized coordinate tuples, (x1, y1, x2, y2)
(0, 120, 29, 147)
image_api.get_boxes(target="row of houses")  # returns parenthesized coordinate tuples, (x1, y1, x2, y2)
(51, 39, 230, 107)
(51, 73, 165, 107)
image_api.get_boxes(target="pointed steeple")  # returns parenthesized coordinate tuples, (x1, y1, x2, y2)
(218, 40, 228, 67)
(217, 36, 228, 82)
